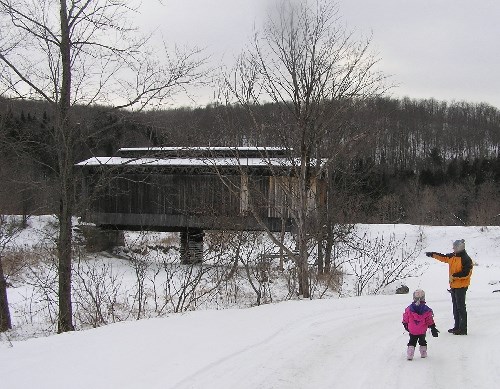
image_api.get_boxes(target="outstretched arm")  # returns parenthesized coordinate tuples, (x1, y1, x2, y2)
(425, 252, 451, 263)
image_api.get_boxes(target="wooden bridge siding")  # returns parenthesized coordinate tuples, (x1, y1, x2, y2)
(83, 169, 303, 232)
(90, 212, 292, 232)
(268, 176, 295, 219)
(248, 175, 272, 219)
(90, 173, 242, 217)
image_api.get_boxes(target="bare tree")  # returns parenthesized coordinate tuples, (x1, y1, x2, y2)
(223, 0, 388, 297)
(0, 0, 204, 332)
(73, 253, 126, 328)
(347, 231, 425, 296)
(18, 245, 60, 331)
(0, 215, 23, 331)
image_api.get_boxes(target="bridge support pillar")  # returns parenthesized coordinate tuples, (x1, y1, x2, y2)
(79, 225, 124, 252)
(180, 228, 204, 264)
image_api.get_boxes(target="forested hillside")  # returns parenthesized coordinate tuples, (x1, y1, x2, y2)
(1, 96, 499, 225)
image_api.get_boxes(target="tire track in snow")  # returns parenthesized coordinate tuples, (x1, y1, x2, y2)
(172, 294, 500, 389)
(172, 298, 411, 389)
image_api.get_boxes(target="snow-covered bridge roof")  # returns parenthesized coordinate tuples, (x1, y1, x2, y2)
(76, 146, 302, 168)
(76, 156, 294, 167)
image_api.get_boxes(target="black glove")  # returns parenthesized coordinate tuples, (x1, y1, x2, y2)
(425, 252, 434, 257)
(403, 322, 409, 332)
(430, 325, 439, 337)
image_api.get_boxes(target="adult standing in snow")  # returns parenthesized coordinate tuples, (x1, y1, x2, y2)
(426, 239, 473, 335)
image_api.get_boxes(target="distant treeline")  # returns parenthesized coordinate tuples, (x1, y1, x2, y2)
(1, 96, 499, 225)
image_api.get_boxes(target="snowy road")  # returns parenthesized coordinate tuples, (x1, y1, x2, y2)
(2, 290, 498, 389)
(173, 294, 499, 389)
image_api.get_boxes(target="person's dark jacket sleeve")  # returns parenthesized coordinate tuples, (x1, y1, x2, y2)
(426, 252, 453, 259)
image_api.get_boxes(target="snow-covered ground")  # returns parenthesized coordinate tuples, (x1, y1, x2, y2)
(1, 221, 500, 388)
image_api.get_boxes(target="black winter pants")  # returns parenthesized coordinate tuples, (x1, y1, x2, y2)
(451, 287, 468, 332)
(408, 334, 427, 347)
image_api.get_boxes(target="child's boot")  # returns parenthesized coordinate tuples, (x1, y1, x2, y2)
(419, 345, 427, 358)
(407, 346, 415, 360)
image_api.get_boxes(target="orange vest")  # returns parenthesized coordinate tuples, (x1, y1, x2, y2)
(432, 253, 472, 288)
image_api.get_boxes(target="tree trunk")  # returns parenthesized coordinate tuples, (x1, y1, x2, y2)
(297, 235, 310, 298)
(57, 0, 75, 333)
(57, 198, 74, 333)
(297, 152, 310, 298)
(324, 225, 333, 274)
(0, 257, 12, 332)
(317, 239, 324, 275)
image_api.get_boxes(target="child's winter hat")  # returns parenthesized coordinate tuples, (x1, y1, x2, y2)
(453, 239, 465, 252)
(413, 289, 426, 305)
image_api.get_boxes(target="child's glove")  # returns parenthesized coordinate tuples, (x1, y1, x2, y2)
(403, 322, 409, 332)
(430, 324, 439, 337)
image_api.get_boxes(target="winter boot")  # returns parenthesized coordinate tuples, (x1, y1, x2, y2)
(407, 346, 415, 360)
(419, 345, 428, 358)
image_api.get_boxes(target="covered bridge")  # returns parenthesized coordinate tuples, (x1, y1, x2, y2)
(77, 147, 323, 262)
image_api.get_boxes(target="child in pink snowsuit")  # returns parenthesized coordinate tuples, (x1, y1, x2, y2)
(402, 289, 439, 360)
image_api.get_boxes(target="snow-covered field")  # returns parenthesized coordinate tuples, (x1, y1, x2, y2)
(1, 220, 500, 388)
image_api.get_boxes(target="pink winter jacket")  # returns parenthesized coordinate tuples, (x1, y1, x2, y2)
(402, 303, 435, 335)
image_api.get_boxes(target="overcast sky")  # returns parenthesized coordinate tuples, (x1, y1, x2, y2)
(139, 0, 500, 109)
